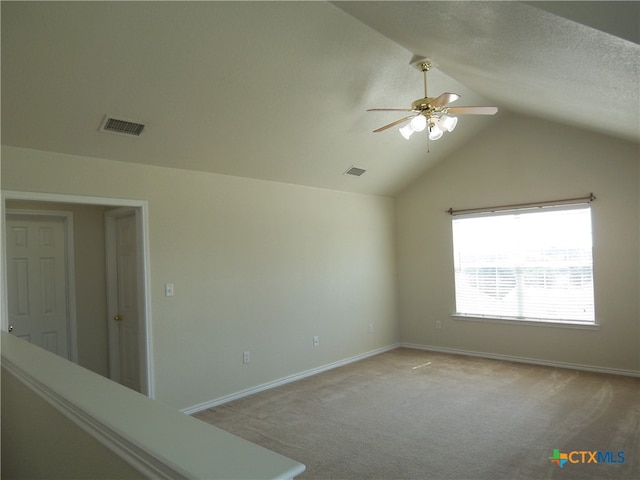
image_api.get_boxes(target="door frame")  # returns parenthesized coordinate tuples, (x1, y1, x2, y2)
(5, 208, 78, 363)
(1, 190, 155, 398)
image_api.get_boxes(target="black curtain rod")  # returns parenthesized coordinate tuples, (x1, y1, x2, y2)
(447, 193, 596, 216)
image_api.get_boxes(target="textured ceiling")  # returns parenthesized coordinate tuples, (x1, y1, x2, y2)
(336, 1, 640, 143)
(2, 1, 638, 197)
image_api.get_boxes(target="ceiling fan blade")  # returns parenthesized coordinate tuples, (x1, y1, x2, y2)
(373, 115, 415, 133)
(367, 108, 413, 112)
(447, 106, 498, 115)
(429, 92, 460, 108)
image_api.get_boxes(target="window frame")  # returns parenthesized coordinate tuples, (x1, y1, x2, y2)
(450, 203, 598, 328)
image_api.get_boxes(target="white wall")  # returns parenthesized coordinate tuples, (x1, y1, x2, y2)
(1, 146, 399, 410)
(396, 113, 640, 373)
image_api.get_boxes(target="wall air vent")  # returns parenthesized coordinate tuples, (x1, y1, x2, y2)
(99, 116, 145, 137)
(344, 166, 366, 177)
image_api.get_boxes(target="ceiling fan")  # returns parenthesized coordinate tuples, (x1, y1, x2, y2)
(368, 60, 498, 141)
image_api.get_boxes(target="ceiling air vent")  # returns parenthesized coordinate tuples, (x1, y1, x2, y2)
(344, 166, 366, 177)
(99, 116, 145, 137)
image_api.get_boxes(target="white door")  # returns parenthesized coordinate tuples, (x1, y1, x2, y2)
(107, 209, 141, 392)
(6, 213, 71, 358)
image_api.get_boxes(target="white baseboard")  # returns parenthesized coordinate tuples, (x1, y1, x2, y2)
(181, 343, 399, 415)
(183, 341, 638, 415)
(400, 342, 640, 378)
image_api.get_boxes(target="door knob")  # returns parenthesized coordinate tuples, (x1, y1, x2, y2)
(8, 325, 14, 332)
(113, 314, 123, 321)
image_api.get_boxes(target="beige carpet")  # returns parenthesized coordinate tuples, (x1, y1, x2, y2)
(194, 348, 639, 479)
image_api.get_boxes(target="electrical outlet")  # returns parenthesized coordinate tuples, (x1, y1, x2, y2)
(435, 320, 442, 330)
(243, 351, 250, 364)
(313, 336, 319, 347)
(369, 323, 374, 334)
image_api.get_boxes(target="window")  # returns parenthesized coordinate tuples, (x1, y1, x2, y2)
(452, 204, 595, 323)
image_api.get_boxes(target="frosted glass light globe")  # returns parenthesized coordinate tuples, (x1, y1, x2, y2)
(429, 124, 443, 140)
(440, 115, 458, 132)
(409, 115, 427, 132)
(399, 124, 414, 140)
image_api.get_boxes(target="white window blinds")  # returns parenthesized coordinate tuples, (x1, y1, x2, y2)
(452, 204, 595, 322)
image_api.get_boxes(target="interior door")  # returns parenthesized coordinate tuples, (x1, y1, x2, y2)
(6, 213, 70, 358)
(107, 209, 141, 392)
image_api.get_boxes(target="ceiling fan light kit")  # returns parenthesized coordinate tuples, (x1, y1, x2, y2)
(368, 59, 497, 143)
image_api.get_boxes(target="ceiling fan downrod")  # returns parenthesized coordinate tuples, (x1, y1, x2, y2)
(420, 61, 432, 99)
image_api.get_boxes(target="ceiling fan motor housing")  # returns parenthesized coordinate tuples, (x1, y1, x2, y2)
(411, 98, 437, 112)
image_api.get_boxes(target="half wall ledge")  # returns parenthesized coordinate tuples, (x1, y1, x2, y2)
(0, 331, 305, 479)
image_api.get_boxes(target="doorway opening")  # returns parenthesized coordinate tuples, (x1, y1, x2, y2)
(1, 191, 154, 398)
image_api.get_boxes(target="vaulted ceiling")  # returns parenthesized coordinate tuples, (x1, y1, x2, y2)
(2, 1, 638, 196)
